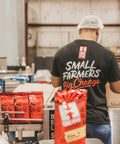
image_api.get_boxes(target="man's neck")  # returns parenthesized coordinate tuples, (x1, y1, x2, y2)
(79, 33, 97, 41)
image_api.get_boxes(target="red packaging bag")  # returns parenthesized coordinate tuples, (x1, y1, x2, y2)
(28, 92, 43, 123)
(55, 89, 87, 144)
(15, 93, 30, 124)
(1, 95, 15, 124)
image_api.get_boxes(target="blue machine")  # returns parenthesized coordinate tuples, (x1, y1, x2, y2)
(0, 74, 34, 92)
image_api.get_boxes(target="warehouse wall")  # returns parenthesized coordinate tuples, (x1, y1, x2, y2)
(0, 0, 25, 66)
(28, 0, 120, 62)
(28, 26, 120, 55)
(28, 0, 120, 24)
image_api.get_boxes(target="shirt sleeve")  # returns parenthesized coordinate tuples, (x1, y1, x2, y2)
(51, 52, 61, 77)
(107, 52, 120, 82)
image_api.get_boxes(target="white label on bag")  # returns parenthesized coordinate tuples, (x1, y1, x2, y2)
(59, 102, 81, 127)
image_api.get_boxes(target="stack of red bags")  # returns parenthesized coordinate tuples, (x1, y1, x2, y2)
(0, 92, 43, 124)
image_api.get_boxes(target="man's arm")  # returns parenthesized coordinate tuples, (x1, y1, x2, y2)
(110, 80, 120, 93)
(51, 75, 61, 87)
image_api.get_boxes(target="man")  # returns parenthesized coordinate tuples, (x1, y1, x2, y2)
(51, 15, 120, 144)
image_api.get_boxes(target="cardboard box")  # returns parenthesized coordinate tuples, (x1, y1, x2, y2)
(106, 83, 120, 108)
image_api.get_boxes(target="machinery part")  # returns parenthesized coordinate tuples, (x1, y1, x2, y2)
(4, 114, 9, 133)
(43, 103, 54, 140)
(17, 127, 24, 141)
(0, 98, 2, 128)
(0, 111, 43, 122)
(5, 118, 43, 121)
(0, 124, 43, 132)
(37, 131, 44, 141)
(1, 111, 24, 114)
(2, 79, 5, 93)
(15, 140, 33, 144)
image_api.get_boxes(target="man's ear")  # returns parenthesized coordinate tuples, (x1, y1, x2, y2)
(96, 28, 100, 36)
(96, 28, 100, 41)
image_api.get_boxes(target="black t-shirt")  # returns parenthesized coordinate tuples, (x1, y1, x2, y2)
(51, 39, 120, 124)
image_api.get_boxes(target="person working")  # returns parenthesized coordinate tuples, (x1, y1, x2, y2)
(51, 15, 120, 144)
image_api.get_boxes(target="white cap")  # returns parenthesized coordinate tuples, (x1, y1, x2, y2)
(77, 15, 104, 30)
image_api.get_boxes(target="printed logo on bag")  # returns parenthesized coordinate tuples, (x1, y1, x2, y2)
(59, 102, 81, 127)
(78, 46, 87, 59)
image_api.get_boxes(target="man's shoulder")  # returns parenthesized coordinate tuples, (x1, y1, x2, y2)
(93, 42, 114, 55)
(60, 40, 75, 50)
(55, 41, 75, 56)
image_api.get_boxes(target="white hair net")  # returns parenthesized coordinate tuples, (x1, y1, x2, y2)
(77, 15, 104, 30)
(77, 15, 104, 43)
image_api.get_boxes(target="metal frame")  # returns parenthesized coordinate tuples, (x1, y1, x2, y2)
(0, 124, 42, 132)
(25, 0, 28, 65)
(0, 123, 43, 143)
(28, 23, 120, 27)
(0, 100, 43, 142)
(0, 111, 43, 142)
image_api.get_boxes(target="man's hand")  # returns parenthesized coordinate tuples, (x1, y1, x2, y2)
(51, 75, 61, 87)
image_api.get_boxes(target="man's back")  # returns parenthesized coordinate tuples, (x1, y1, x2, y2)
(51, 39, 120, 124)
(51, 15, 120, 144)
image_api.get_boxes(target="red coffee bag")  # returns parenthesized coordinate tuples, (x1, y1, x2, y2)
(55, 89, 87, 144)
(1, 94, 15, 124)
(15, 93, 30, 123)
(28, 92, 43, 123)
